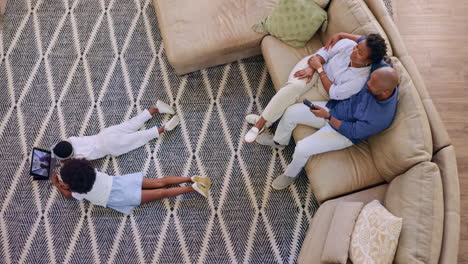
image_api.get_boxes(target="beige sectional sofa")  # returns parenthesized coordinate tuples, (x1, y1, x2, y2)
(153, 0, 460, 262)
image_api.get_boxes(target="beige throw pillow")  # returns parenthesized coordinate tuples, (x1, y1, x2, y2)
(321, 202, 364, 264)
(349, 200, 402, 264)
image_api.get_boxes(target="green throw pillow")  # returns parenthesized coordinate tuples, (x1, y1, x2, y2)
(253, 0, 327, 48)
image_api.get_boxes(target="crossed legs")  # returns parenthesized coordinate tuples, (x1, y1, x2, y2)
(140, 177, 195, 204)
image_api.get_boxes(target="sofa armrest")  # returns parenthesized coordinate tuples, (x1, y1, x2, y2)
(432, 146, 460, 264)
(385, 162, 444, 264)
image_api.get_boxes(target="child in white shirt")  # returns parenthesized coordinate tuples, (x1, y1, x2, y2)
(51, 159, 211, 214)
(52, 100, 179, 160)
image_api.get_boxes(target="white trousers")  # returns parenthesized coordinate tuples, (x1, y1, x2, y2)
(274, 103, 353, 178)
(100, 110, 159, 157)
(262, 55, 325, 122)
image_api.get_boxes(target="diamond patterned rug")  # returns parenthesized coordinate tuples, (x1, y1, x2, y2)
(0, 0, 392, 263)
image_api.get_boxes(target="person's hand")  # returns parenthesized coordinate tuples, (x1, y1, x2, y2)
(310, 104, 330, 119)
(59, 182, 70, 190)
(293, 67, 314, 83)
(50, 171, 58, 184)
(308, 56, 322, 70)
(324, 33, 342, 50)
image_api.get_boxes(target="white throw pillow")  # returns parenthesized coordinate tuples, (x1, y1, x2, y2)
(349, 200, 402, 264)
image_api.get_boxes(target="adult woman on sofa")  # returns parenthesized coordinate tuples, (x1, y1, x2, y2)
(244, 33, 388, 143)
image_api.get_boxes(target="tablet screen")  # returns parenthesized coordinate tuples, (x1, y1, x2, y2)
(30, 148, 52, 179)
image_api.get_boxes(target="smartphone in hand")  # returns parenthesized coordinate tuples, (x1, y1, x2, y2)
(303, 99, 318, 110)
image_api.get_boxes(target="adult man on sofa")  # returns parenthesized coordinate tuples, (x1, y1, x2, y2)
(257, 66, 400, 190)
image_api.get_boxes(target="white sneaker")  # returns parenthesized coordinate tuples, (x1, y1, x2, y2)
(156, 100, 175, 115)
(192, 182, 209, 198)
(271, 174, 296, 190)
(256, 134, 285, 149)
(164, 115, 180, 131)
(245, 127, 263, 143)
(245, 114, 272, 127)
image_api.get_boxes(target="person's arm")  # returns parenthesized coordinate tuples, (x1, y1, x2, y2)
(308, 57, 333, 94)
(50, 171, 74, 200)
(308, 39, 359, 95)
(310, 105, 342, 128)
(309, 105, 377, 140)
(327, 77, 367, 100)
(332, 119, 379, 141)
(324, 33, 364, 50)
(313, 37, 352, 64)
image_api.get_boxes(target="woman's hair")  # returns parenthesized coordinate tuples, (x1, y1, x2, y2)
(60, 159, 96, 194)
(366, 33, 387, 63)
(53, 141, 73, 159)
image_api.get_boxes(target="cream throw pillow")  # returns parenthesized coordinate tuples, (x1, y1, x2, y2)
(349, 200, 402, 264)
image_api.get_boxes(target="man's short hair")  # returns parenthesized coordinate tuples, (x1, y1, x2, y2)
(60, 159, 96, 194)
(366, 33, 387, 63)
(53, 141, 73, 159)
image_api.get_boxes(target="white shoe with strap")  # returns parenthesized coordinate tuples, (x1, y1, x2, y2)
(191, 175, 212, 188)
(164, 115, 180, 131)
(192, 182, 209, 198)
(156, 100, 175, 115)
(244, 126, 264, 143)
(245, 114, 272, 127)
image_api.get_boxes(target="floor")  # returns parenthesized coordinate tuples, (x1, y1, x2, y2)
(393, 0, 468, 262)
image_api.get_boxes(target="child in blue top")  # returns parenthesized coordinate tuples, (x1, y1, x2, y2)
(51, 159, 211, 214)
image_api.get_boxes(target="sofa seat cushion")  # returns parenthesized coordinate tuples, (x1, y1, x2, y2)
(384, 162, 444, 264)
(292, 127, 384, 203)
(321, 0, 393, 57)
(153, 0, 277, 74)
(297, 184, 388, 264)
(305, 141, 384, 202)
(368, 57, 432, 182)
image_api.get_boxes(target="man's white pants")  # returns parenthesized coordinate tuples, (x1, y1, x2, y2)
(262, 55, 326, 123)
(273, 103, 353, 178)
(101, 110, 159, 157)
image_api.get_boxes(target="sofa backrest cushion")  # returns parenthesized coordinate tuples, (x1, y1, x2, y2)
(384, 162, 444, 264)
(368, 57, 432, 182)
(321, 0, 393, 57)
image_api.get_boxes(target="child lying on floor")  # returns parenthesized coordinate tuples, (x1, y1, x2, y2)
(51, 100, 179, 161)
(50, 159, 211, 214)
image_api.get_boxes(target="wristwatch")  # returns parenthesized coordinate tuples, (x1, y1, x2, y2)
(317, 67, 324, 74)
(326, 114, 332, 120)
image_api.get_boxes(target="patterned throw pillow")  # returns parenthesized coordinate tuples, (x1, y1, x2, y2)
(252, 0, 328, 48)
(349, 200, 403, 264)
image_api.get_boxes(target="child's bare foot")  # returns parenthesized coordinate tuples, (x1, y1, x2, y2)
(158, 126, 165, 135)
(156, 100, 175, 115)
(148, 108, 159, 115)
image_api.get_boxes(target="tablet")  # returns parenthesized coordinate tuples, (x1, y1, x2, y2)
(30, 147, 57, 180)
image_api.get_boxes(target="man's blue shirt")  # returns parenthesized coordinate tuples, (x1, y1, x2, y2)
(325, 60, 398, 144)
